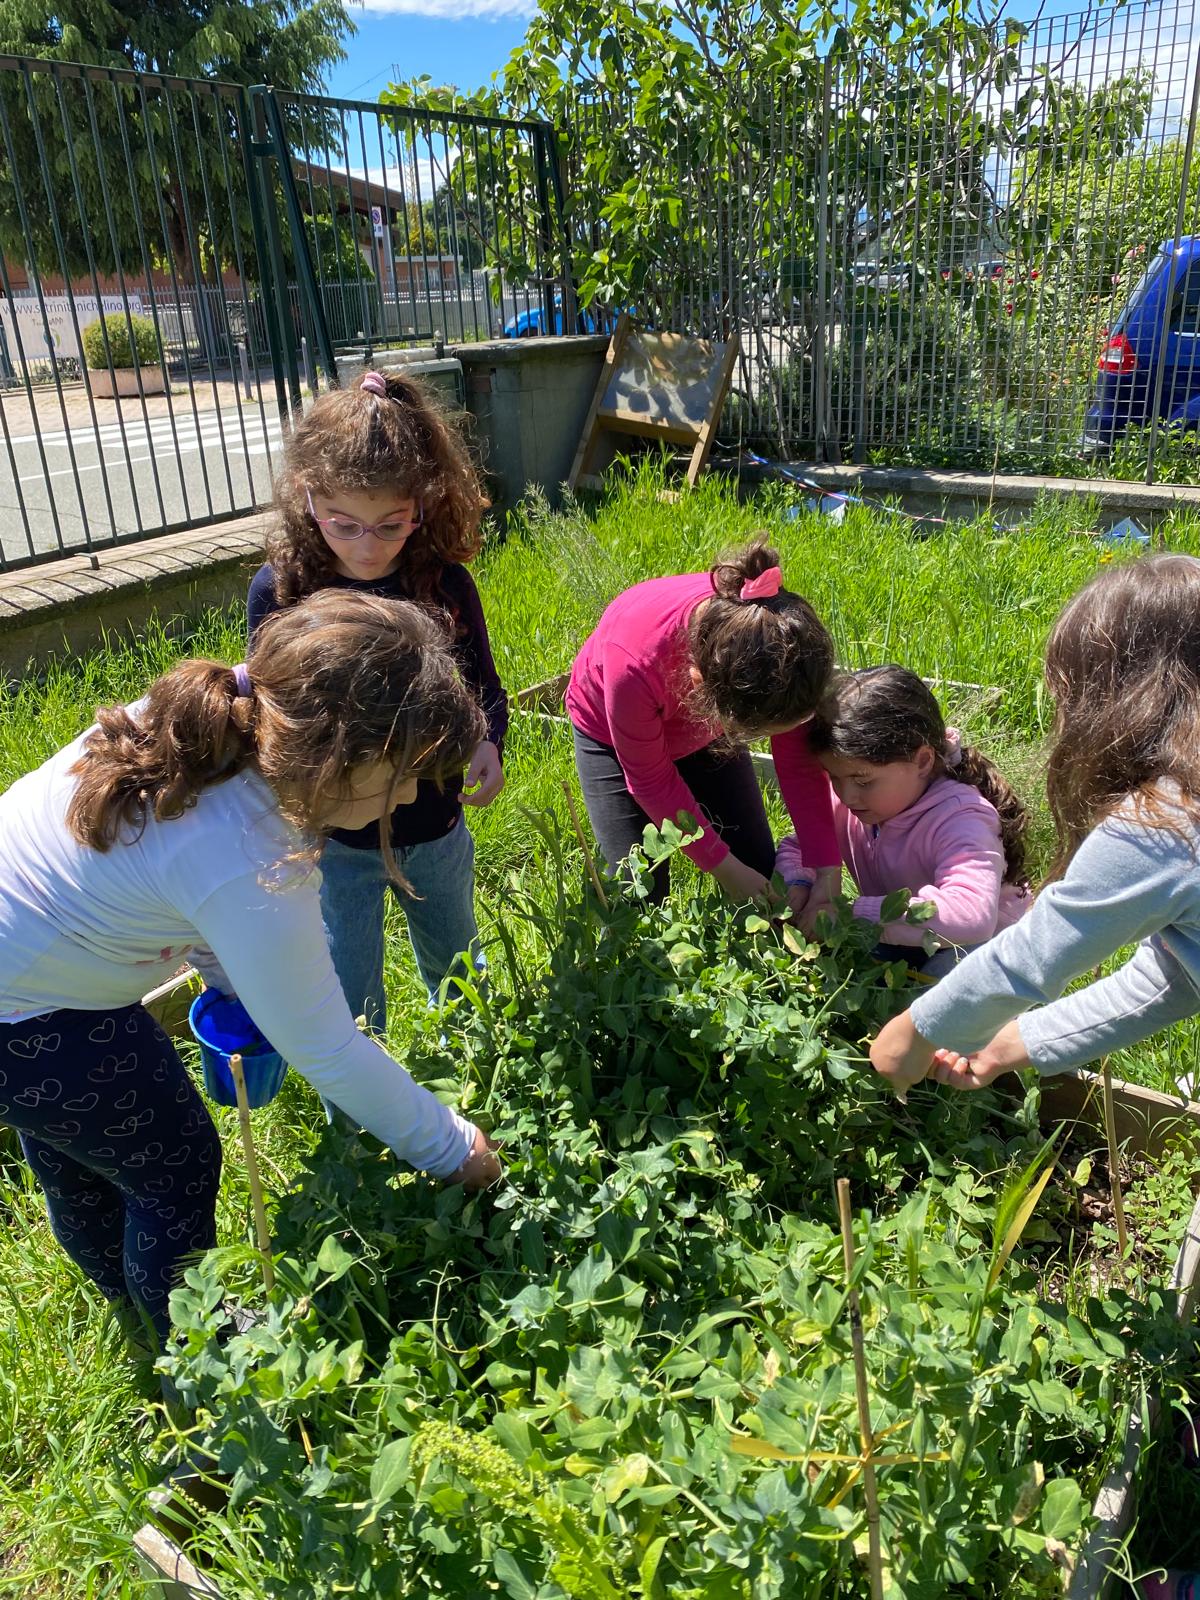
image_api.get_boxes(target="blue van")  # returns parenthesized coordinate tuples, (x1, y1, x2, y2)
(1084, 237, 1200, 449)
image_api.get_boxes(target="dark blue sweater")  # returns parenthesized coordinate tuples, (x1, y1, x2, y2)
(247, 562, 508, 851)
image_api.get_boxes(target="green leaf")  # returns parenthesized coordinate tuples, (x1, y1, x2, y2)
(1040, 1477, 1084, 1540)
(369, 1438, 410, 1507)
(493, 1548, 539, 1600)
(315, 1234, 356, 1281)
(639, 1533, 669, 1595)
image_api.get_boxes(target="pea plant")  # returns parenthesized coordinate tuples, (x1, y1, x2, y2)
(154, 820, 1197, 1599)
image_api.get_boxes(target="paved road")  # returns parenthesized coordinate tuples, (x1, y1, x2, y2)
(0, 399, 285, 567)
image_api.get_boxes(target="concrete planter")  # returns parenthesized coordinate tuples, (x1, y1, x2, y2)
(454, 335, 610, 515)
(87, 364, 168, 398)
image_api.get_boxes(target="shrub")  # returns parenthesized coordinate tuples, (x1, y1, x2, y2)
(80, 311, 160, 371)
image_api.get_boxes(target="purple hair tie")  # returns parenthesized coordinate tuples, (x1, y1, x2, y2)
(361, 370, 388, 397)
(232, 662, 252, 698)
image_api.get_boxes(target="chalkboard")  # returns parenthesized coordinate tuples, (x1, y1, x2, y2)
(568, 315, 739, 491)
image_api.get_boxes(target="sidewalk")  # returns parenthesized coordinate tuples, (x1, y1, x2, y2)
(0, 371, 282, 436)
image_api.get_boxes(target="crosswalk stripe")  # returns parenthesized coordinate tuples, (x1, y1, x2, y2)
(3, 412, 284, 450)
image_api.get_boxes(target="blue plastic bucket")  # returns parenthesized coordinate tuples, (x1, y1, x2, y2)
(188, 991, 287, 1109)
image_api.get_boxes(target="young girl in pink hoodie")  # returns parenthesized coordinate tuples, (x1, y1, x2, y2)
(776, 665, 1030, 977)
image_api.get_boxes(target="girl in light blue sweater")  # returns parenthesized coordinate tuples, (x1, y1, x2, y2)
(871, 553, 1200, 1097)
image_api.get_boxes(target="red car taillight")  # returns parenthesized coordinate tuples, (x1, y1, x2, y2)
(1098, 332, 1138, 373)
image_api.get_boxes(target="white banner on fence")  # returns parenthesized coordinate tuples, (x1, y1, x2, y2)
(0, 293, 144, 365)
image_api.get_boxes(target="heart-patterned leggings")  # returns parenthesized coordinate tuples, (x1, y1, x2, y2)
(1, 1002, 222, 1345)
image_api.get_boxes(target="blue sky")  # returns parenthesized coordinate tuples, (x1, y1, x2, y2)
(325, 2, 533, 104)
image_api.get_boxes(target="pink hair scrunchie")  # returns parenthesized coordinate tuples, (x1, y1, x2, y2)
(361, 370, 388, 397)
(944, 726, 963, 768)
(740, 566, 783, 602)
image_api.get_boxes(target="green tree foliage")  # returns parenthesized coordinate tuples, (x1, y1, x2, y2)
(0, 0, 353, 279)
(383, 0, 1153, 460)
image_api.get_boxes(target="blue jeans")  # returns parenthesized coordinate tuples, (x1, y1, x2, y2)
(875, 940, 977, 981)
(319, 818, 483, 1034)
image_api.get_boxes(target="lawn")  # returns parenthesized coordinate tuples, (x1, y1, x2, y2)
(2, 464, 1199, 1597)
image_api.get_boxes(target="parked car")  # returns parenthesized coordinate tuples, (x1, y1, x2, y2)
(851, 259, 912, 290)
(1084, 236, 1200, 450)
(503, 299, 598, 338)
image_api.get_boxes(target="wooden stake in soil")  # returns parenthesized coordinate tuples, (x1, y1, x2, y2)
(229, 1053, 276, 1294)
(836, 1177, 885, 1600)
(1100, 1058, 1130, 1259)
(561, 781, 609, 909)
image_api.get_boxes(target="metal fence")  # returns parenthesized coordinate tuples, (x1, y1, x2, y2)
(562, 0, 1200, 478)
(0, 57, 567, 572)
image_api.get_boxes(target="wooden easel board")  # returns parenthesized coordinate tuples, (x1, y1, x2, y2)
(568, 316, 739, 492)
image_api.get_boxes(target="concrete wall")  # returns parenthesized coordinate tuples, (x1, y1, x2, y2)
(0, 518, 264, 681)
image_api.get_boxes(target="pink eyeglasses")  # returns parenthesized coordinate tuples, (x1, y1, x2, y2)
(305, 487, 423, 542)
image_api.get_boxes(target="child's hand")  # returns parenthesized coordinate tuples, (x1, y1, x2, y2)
(797, 866, 841, 935)
(869, 1008, 936, 1101)
(930, 1020, 1029, 1091)
(449, 1127, 503, 1190)
(460, 741, 505, 808)
(785, 880, 812, 920)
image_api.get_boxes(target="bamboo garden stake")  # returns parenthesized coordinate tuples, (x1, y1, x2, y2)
(1100, 1058, 1130, 1259)
(229, 1053, 275, 1294)
(837, 1177, 886, 1600)
(562, 781, 609, 909)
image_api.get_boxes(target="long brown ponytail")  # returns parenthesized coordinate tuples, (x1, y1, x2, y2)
(1043, 553, 1200, 879)
(66, 591, 486, 879)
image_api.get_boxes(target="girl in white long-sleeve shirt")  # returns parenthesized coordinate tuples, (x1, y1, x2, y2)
(0, 590, 499, 1344)
(870, 553, 1200, 1105)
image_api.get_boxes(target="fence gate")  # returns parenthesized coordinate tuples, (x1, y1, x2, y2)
(0, 57, 569, 573)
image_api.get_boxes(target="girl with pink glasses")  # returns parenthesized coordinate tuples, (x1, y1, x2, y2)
(247, 370, 506, 1051)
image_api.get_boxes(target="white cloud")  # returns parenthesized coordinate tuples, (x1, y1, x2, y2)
(357, 0, 535, 17)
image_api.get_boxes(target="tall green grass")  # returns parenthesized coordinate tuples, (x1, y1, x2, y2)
(478, 461, 1194, 737)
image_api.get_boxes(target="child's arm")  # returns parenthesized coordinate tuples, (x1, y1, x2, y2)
(605, 647, 734, 875)
(769, 726, 840, 868)
(450, 569, 508, 807)
(872, 812, 1200, 1091)
(246, 565, 281, 644)
(861, 814, 1006, 947)
(450, 568, 508, 753)
(933, 941, 1200, 1089)
(189, 869, 483, 1178)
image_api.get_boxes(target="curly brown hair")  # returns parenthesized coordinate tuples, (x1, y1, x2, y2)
(1043, 553, 1200, 879)
(268, 369, 489, 609)
(810, 664, 1030, 887)
(687, 538, 835, 737)
(66, 591, 486, 887)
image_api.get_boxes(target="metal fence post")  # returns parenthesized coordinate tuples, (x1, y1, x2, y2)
(814, 54, 833, 461)
(1145, 36, 1200, 484)
(258, 86, 338, 388)
(246, 86, 298, 423)
(238, 339, 253, 400)
(533, 123, 558, 335)
(546, 125, 578, 333)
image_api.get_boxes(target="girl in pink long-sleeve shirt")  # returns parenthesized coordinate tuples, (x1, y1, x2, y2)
(776, 665, 1030, 976)
(567, 539, 840, 909)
